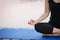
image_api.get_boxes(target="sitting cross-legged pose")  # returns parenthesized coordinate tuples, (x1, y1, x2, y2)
(28, 0, 60, 36)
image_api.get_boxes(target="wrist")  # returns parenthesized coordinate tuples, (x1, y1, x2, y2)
(36, 20, 41, 23)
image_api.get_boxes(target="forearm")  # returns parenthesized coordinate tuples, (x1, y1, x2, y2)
(36, 12, 49, 23)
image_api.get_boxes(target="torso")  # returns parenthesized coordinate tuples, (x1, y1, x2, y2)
(49, 0, 60, 29)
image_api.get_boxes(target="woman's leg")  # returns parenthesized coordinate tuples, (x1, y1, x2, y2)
(35, 23, 53, 34)
(34, 23, 60, 36)
(42, 28, 60, 36)
(53, 28, 60, 34)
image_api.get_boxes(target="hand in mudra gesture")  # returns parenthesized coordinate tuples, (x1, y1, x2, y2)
(28, 20, 37, 26)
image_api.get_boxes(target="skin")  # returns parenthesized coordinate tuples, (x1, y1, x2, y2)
(53, 0, 60, 3)
(28, 0, 60, 36)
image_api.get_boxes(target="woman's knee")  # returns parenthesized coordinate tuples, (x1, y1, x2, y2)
(34, 23, 46, 33)
(34, 23, 53, 34)
(35, 23, 41, 32)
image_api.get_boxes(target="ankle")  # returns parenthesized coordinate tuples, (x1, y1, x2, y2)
(53, 28, 60, 33)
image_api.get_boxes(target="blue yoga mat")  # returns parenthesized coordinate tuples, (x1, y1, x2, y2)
(0, 29, 60, 40)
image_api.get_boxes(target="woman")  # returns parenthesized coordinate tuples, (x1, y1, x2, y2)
(28, 0, 60, 36)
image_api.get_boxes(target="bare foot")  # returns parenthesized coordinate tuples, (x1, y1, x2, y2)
(42, 33, 60, 36)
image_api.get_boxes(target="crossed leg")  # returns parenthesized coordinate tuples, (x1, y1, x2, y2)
(43, 28, 60, 36)
(35, 23, 60, 36)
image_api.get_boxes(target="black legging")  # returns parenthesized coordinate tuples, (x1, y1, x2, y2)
(34, 23, 53, 34)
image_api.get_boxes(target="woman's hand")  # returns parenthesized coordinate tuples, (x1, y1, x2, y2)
(28, 20, 37, 26)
